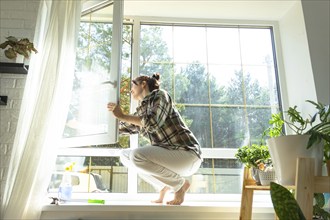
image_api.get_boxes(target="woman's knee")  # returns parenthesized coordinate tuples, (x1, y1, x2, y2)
(129, 149, 147, 167)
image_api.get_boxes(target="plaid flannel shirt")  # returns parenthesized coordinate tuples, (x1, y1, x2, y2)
(119, 89, 202, 158)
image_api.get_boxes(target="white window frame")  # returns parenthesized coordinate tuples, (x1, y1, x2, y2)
(54, 14, 284, 204)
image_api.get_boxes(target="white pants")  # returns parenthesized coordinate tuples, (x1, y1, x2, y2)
(120, 146, 202, 192)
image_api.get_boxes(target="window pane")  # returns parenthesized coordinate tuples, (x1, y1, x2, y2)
(137, 159, 241, 194)
(206, 27, 241, 65)
(208, 64, 243, 105)
(64, 22, 115, 139)
(240, 28, 274, 65)
(212, 107, 247, 148)
(178, 105, 212, 149)
(198, 159, 242, 194)
(173, 26, 207, 63)
(48, 156, 127, 193)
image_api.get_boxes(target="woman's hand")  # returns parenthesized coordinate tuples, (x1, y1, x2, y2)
(107, 102, 142, 126)
(107, 102, 124, 119)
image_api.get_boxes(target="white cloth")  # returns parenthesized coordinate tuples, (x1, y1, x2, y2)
(120, 146, 202, 192)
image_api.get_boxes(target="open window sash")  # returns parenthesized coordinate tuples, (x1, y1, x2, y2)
(61, 0, 123, 147)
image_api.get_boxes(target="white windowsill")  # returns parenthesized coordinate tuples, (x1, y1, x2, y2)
(41, 196, 276, 220)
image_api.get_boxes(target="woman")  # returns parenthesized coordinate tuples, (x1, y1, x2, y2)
(107, 73, 202, 205)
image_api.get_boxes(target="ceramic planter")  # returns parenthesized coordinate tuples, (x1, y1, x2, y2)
(267, 135, 323, 185)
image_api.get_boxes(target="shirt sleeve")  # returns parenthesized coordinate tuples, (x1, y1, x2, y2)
(139, 91, 171, 133)
(118, 113, 141, 135)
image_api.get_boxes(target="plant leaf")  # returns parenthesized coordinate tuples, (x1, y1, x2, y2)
(270, 182, 306, 220)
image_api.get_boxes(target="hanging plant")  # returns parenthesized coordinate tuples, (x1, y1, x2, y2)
(0, 36, 38, 59)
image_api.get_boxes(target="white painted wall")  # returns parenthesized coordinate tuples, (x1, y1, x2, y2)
(277, 1, 318, 121)
(301, 0, 330, 104)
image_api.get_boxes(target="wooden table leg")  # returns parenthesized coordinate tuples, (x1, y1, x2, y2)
(240, 188, 253, 220)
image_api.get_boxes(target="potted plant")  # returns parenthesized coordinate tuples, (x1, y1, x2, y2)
(265, 100, 330, 185)
(270, 182, 330, 219)
(235, 143, 272, 185)
(0, 36, 38, 60)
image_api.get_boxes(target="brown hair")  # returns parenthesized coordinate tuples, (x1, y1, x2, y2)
(134, 73, 161, 92)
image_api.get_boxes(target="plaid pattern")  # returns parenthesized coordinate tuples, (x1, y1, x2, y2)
(119, 89, 202, 158)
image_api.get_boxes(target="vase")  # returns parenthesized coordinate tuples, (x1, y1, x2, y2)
(267, 135, 323, 185)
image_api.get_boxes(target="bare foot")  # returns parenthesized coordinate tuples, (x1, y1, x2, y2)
(166, 180, 190, 205)
(151, 186, 170, 204)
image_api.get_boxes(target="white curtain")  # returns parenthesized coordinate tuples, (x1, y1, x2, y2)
(1, 0, 82, 219)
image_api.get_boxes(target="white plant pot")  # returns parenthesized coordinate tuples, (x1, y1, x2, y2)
(15, 54, 25, 64)
(267, 135, 323, 186)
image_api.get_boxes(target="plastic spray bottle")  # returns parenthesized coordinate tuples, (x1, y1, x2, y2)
(58, 162, 75, 202)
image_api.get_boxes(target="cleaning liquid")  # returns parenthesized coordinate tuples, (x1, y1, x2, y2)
(58, 171, 72, 202)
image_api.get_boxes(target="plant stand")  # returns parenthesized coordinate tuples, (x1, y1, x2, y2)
(239, 167, 295, 220)
(240, 159, 330, 219)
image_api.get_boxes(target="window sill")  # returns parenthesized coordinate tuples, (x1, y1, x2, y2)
(41, 200, 276, 220)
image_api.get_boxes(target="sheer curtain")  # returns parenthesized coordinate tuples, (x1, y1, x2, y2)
(1, 0, 82, 219)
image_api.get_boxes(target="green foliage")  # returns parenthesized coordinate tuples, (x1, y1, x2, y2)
(265, 113, 284, 138)
(235, 144, 270, 168)
(265, 100, 330, 150)
(313, 193, 330, 219)
(0, 36, 38, 59)
(270, 182, 306, 220)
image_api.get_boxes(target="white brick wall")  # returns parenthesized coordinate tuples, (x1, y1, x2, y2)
(0, 74, 27, 210)
(0, 0, 39, 211)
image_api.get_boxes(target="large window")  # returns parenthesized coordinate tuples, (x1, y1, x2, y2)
(48, 6, 281, 200)
(137, 24, 280, 194)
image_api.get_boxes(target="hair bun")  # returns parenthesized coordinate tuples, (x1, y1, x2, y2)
(152, 73, 160, 81)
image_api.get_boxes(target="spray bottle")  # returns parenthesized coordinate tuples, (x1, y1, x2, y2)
(58, 162, 75, 202)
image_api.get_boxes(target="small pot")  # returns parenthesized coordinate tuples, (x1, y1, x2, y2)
(251, 168, 261, 185)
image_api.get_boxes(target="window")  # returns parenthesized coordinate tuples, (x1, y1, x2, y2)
(137, 24, 280, 194)
(48, 5, 281, 200)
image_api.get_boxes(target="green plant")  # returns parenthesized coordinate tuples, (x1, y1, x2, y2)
(265, 100, 330, 149)
(0, 36, 38, 59)
(313, 193, 330, 219)
(270, 182, 306, 220)
(270, 182, 330, 220)
(235, 144, 271, 169)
